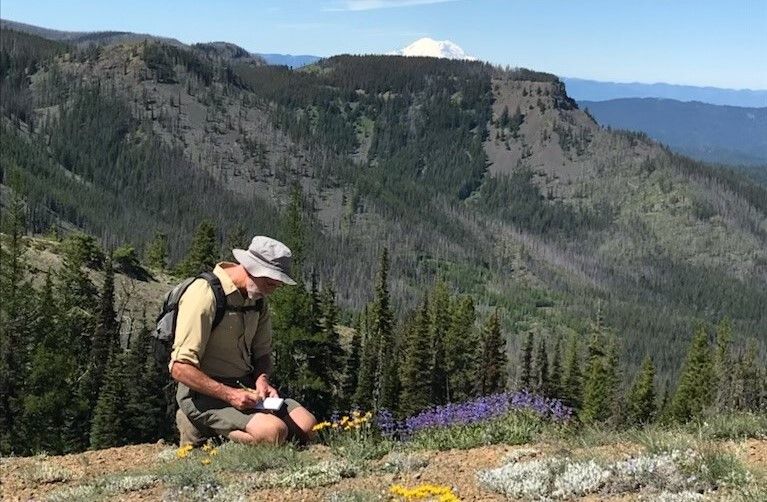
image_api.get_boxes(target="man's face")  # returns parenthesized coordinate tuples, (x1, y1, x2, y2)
(246, 272, 283, 298)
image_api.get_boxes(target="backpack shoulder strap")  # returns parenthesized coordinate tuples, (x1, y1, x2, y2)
(199, 271, 228, 330)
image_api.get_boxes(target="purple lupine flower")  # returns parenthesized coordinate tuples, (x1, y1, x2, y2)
(376, 408, 399, 440)
(398, 390, 573, 437)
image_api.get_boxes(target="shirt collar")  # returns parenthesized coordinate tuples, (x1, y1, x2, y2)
(213, 262, 241, 296)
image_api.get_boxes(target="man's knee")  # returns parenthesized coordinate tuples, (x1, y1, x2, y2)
(290, 407, 318, 436)
(176, 409, 209, 446)
(245, 414, 289, 444)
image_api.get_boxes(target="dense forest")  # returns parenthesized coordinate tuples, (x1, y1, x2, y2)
(1, 27, 766, 455)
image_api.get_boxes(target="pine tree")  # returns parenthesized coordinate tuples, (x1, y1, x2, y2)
(144, 231, 168, 271)
(83, 254, 119, 409)
(282, 185, 305, 270)
(175, 220, 218, 276)
(354, 306, 378, 409)
(476, 310, 507, 395)
(341, 316, 363, 408)
(400, 300, 432, 416)
(713, 317, 733, 410)
(301, 284, 345, 418)
(626, 357, 656, 426)
(549, 335, 563, 399)
(122, 315, 165, 443)
(733, 339, 760, 411)
(562, 333, 582, 409)
(534, 336, 549, 396)
(580, 327, 617, 424)
(670, 326, 714, 422)
(373, 249, 397, 411)
(0, 192, 31, 453)
(445, 295, 477, 401)
(518, 331, 534, 390)
(19, 272, 70, 454)
(224, 223, 247, 259)
(429, 281, 450, 405)
(90, 348, 127, 449)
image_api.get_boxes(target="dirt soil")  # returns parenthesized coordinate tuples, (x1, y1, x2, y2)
(2, 440, 766, 501)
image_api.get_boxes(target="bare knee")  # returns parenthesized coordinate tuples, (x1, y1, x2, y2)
(289, 407, 318, 439)
(244, 414, 289, 445)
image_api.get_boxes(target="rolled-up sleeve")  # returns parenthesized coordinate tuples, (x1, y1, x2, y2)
(169, 279, 216, 372)
(250, 301, 273, 361)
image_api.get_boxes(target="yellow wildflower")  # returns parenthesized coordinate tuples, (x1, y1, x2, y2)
(201, 458, 212, 465)
(389, 483, 460, 502)
(176, 444, 194, 459)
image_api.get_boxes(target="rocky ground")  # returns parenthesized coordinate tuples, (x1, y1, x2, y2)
(2, 439, 765, 501)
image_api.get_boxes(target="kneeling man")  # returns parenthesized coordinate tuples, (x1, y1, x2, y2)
(170, 235, 317, 446)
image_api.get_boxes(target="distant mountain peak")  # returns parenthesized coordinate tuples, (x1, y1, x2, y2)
(395, 37, 476, 60)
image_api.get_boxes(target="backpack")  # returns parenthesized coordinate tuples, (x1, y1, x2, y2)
(153, 271, 264, 373)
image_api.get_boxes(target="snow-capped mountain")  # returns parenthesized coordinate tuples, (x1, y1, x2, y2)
(394, 37, 476, 60)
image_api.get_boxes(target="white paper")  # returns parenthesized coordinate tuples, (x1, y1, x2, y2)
(256, 397, 285, 411)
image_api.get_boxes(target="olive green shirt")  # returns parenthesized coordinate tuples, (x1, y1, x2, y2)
(169, 262, 272, 378)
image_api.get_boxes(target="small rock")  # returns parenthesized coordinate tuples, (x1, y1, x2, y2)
(157, 438, 166, 445)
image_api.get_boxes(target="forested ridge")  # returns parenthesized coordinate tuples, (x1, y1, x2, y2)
(1, 26, 766, 456)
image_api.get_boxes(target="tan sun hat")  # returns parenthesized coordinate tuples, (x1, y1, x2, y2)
(232, 236, 297, 285)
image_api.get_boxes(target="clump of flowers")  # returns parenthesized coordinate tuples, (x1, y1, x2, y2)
(478, 448, 743, 499)
(28, 462, 73, 483)
(254, 459, 358, 489)
(390, 483, 460, 502)
(313, 410, 373, 433)
(176, 444, 194, 459)
(175, 440, 219, 465)
(379, 391, 572, 440)
(382, 452, 430, 473)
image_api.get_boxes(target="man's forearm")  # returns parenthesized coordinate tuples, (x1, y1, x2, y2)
(171, 361, 235, 402)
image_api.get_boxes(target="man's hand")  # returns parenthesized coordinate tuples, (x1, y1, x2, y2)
(255, 373, 279, 398)
(227, 388, 264, 411)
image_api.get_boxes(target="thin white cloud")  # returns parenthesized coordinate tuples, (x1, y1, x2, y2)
(326, 0, 458, 12)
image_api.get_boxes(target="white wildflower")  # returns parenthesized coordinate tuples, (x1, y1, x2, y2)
(552, 460, 611, 498)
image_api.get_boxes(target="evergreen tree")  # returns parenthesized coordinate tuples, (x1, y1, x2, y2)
(20, 272, 67, 454)
(562, 333, 582, 409)
(400, 300, 432, 416)
(713, 317, 733, 410)
(534, 336, 549, 396)
(341, 316, 363, 408)
(626, 357, 656, 426)
(476, 310, 506, 395)
(373, 249, 398, 411)
(282, 185, 305, 269)
(354, 306, 378, 409)
(549, 335, 564, 399)
(429, 281, 450, 405)
(670, 326, 715, 422)
(518, 331, 534, 390)
(175, 220, 218, 276)
(122, 315, 163, 443)
(144, 231, 169, 271)
(0, 192, 31, 453)
(83, 254, 119, 409)
(733, 339, 761, 411)
(224, 223, 247, 259)
(580, 328, 617, 424)
(445, 295, 477, 401)
(90, 349, 127, 449)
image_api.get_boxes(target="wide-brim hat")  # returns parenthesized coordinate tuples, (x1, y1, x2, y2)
(232, 236, 297, 286)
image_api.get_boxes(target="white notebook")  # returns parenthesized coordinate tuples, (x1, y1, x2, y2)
(255, 397, 285, 411)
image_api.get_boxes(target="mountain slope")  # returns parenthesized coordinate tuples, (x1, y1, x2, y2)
(2, 28, 766, 381)
(580, 98, 767, 167)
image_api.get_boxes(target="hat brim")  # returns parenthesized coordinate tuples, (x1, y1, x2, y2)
(232, 248, 297, 285)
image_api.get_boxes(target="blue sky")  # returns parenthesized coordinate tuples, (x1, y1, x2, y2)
(2, 0, 765, 89)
